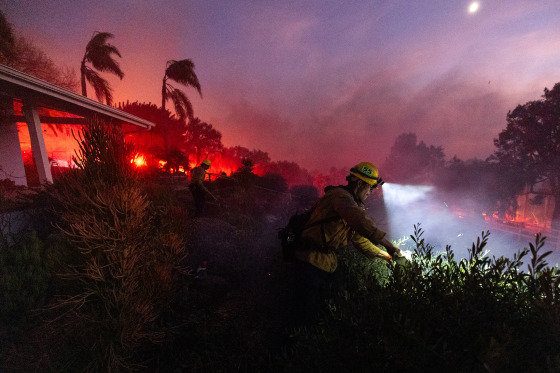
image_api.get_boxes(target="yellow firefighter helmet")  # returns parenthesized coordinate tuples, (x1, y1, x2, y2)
(201, 159, 211, 167)
(349, 162, 382, 187)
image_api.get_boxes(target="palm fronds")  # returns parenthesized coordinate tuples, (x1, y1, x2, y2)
(161, 59, 201, 119)
(165, 59, 201, 94)
(80, 31, 123, 104)
(165, 84, 194, 120)
(83, 32, 123, 78)
(82, 66, 114, 105)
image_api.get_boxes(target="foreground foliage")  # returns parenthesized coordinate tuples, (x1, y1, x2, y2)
(285, 225, 560, 372)
(1, 122, 559, 372)
(0, 119, 189, 372)
(47, 121, 188, 372)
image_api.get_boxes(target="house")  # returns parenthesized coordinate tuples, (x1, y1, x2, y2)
(515, 181, 556, 232)
(0, 64, 155, 187)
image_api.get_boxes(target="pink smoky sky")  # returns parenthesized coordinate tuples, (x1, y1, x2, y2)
(2, 0, 560, 172)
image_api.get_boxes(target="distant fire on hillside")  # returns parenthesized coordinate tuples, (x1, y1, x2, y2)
(17, 122, 268, 179)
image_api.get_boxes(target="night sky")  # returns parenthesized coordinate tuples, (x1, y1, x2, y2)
(2, 1, 560, 172)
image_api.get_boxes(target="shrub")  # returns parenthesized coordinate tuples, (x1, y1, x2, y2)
(44, 119, 188, 372)
(257, 172, 288, 194)
(0, 230, 49, 336)
(279, 224, 560, 372)
(289, 184, 319, 211)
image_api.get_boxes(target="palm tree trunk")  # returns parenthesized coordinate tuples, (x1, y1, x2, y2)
(161, 77, 167, 111)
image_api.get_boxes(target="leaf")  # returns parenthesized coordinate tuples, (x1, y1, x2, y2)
(83, 31, 124, 79)
(83, 66, 113, 105)
(165, 59, 202, 95)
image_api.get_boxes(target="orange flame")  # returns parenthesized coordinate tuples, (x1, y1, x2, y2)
(131, 154, 147, 167)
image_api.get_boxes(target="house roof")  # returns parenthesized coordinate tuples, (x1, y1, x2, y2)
(0, 64, 155, 129)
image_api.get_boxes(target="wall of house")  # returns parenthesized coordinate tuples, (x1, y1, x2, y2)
(515, 184, 556, 231)
(17, 123, 84, 169)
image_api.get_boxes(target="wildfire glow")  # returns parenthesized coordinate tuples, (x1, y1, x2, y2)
(132, 154, 147, 167)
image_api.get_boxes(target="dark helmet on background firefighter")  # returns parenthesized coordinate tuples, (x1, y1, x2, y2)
(349, 162, 384, 188)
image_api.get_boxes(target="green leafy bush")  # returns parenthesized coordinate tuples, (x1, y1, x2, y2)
(386, 225, 560, 371)
(282, 224, 560, 372)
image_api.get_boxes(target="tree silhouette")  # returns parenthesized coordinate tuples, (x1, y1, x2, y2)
(161, 59, 202, 120)
(184, 118, 223, 165)
(434, 157, 520, 220)
(80, 32, 124, 105)
(118, 101, 188, 165)
(262, 161, 313, 186)
(0, 11, 16, 62)
(382, 133, 445, 184)
(494, 82, 560, 230)
(1, 11, 77, 90)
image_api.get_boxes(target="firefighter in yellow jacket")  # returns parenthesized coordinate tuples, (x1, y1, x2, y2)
(292, 161, 403, 323)
(189, 159, 218, 217)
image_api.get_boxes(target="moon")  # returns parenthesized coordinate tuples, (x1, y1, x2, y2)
(468, 1, 480, 13)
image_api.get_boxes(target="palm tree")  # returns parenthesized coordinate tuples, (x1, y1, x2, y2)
(161, 59, 202, 120)
(80, 32, 124, 105)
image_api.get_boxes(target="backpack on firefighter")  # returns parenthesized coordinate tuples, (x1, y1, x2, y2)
(278, 206, 340, 262)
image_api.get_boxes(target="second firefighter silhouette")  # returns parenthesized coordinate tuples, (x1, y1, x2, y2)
(189, 159, 218, 217)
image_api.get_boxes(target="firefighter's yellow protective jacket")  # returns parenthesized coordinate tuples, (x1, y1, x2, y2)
(190, 166, 206, 183)
(189, 166, 217, 200)
(295, 185, 391, 273)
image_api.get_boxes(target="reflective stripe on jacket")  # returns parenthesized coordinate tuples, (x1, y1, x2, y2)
(294, 186, 390, 273)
